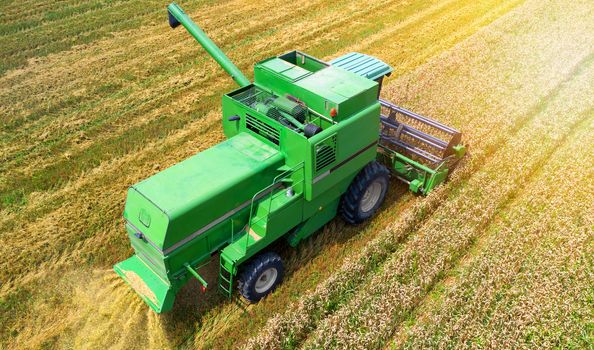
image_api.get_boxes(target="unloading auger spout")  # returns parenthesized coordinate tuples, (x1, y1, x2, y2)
(167, 2, 251, 87)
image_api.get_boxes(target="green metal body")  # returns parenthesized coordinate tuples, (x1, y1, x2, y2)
(114, 3, 464, 313)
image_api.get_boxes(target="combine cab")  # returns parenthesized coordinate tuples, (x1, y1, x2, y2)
(114, 2, 466, 313)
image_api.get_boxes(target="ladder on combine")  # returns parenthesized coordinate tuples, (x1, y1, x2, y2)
(218, 164, 305, 298)
(218, 255, 235, 298)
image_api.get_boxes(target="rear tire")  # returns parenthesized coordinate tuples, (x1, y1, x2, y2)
(340, 161, 390, 225)
(238, 252, 284, 303)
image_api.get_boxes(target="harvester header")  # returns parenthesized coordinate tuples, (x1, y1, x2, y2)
(114, 3, 466, 313)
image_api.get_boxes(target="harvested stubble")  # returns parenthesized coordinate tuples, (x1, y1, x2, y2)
(245, 0, 594, 348)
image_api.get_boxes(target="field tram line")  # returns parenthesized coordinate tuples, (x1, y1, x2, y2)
(0, 0, 129, 36)
(299, 49, 594, 350)
(390, 114, 594, 349)
(0, 0, 233, 91)
(2, 0, 357, 99)
(0, 0, 294, 93)
(242, 13, 594, 350)
(0, 0, 254, 76)
(0, 0, 86, 18)
(0, 1, 173, 65)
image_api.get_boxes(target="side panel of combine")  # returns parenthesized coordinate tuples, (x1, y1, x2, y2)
(305, 103, 380, 201)
(123, 188, 170, 278)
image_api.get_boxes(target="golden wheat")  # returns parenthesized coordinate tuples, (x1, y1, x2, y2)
(394, 117, 593, 349)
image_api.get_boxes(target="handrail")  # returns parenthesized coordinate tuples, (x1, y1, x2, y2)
(266, 162, 305, 220)
(245, 162, 305, 251)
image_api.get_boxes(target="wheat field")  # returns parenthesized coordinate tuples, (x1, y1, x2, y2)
(1, 0, 592, 349)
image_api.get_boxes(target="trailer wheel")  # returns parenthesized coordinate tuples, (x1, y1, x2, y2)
(238, 252, 284, 303)
(340, 161, 390, 225)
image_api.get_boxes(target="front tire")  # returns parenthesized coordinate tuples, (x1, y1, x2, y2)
(238, 252, 284, 303)
(340, 161, 390, 225)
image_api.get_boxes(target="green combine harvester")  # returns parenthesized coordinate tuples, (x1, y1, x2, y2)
(114, 3, 466, 313)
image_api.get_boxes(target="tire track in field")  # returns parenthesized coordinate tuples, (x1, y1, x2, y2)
(0, 0, 232, 97)
(302, 30, 594, 350)
(0, 0, 162, 36)
(0, 0, 182, 73)
(244, 0, 594, 348)
(0, 0, 81, 18)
